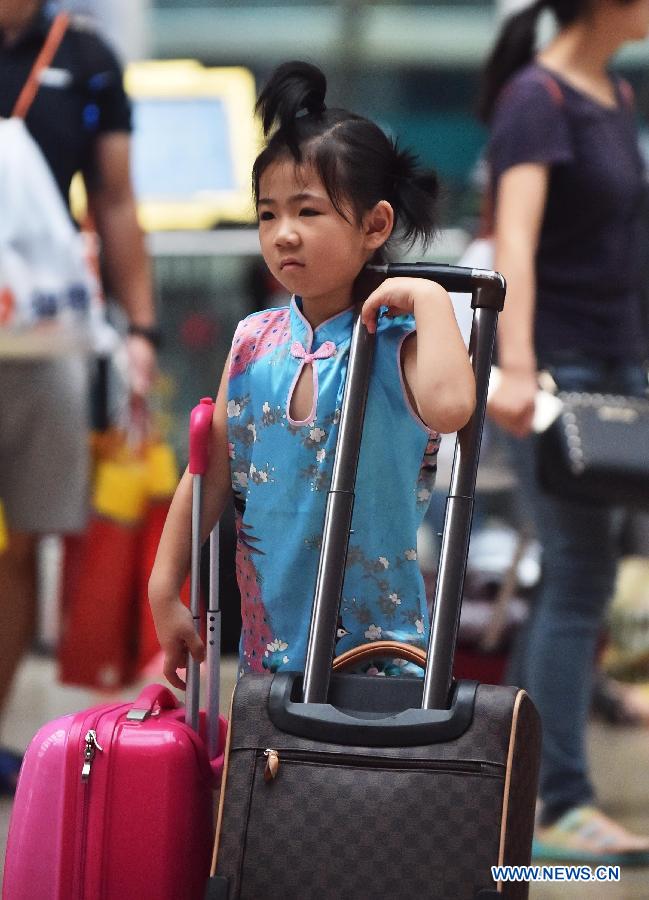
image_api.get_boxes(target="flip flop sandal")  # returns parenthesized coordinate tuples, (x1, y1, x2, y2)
(533, 806, 649, 867)
(592, 673, 649, 726)
(0, 747, 23, 797)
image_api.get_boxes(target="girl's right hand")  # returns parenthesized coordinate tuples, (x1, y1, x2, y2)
(487, 368, 537, 438)
(152, 598, 206, 691)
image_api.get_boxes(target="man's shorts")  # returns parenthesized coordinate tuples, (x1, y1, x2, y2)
(0, 357, 90, 534)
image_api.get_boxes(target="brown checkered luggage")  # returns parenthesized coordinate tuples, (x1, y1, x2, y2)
(205, 263, 541, 900)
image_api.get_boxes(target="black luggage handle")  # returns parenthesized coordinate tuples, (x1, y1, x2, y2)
(302, 263, 505, 710)
(370, 262, 506, 310)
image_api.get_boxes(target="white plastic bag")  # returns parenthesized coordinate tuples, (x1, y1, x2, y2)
(0, 117, 103, 357)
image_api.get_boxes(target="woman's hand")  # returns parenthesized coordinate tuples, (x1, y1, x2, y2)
(150, 596, 206, 691)
(487, 367, 537, 438)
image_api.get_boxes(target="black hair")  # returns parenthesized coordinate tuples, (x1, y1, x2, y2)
(252, 60, 439, 254)
(478, 0, 635, 123)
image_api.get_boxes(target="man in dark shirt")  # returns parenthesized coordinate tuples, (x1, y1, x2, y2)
(0, 0, 158, 790)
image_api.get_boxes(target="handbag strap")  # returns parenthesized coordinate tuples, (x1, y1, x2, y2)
(11, 12, 70, 120)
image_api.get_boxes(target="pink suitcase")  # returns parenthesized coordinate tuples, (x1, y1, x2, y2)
(3, 398, 227, 900)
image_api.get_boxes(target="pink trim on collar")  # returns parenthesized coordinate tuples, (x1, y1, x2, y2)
(291, 340, 336, 363)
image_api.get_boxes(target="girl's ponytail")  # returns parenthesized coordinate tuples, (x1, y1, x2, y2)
(477, 0, 546, 123)
(389, 145, 439, 249)
(255, 60, 327, 156)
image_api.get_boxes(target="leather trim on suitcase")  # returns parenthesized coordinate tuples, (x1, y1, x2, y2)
(211, 687, 236, 875)
(496, 688, 541, 898)
(497, 689, 525, 870)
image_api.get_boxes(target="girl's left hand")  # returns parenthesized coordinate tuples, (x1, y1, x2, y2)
(361, 277, 434, 333)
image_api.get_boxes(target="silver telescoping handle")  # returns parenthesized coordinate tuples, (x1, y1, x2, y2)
(185, 476, 202, 730)
(206, 528, 221, 759)
(302, 311, 375, 704)
(375, 264, 505, 711)
(421, 301, 500, 710)
(360, 265, 506, 712)
(185, 397, 218, 735)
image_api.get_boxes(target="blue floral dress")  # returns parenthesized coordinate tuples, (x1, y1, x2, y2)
(227, 297, 439, 677)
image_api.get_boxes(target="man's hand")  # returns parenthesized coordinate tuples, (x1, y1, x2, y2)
(126, 333, 157, 398)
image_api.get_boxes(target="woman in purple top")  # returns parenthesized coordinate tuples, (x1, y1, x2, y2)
(479, 0, 649, 864)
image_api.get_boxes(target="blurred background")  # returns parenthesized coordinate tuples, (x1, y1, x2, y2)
(59, 0, 649, 457)
(4, 4, 649, 894)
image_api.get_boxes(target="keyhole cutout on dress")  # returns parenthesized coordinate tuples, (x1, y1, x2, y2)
(289, 362, 315, 422)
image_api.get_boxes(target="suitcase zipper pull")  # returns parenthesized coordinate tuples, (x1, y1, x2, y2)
(264, 748, 279, 782)
(81, 729, 104, 781)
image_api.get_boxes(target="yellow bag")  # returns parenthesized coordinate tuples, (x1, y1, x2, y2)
(0, 500, 8, 553)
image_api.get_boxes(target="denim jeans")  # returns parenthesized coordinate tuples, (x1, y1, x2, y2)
(505, 357, 647, 824)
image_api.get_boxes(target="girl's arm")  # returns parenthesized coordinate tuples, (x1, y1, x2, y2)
(148, 355, 233, 689)
(361, 277, 475, 433)
(489, 162, 549, 438)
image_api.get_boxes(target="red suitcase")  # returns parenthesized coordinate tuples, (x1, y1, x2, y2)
(3, 399, 226, 900)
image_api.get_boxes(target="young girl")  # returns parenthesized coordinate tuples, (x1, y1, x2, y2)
(149, 60, 475, 686)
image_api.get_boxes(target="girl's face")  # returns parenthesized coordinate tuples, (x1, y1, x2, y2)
(257, 159, 390, 319)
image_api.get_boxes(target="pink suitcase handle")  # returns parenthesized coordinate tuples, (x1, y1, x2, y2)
(126, 685, 226, 775)
(186, 397, 214, 730)
(186, 396, 224, 756)
(189, 397, 214, 475)
(127, 685, 179, 720)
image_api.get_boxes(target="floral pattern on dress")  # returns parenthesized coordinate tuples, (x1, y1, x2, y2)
(235, 510, 275, 674)
(229, 309, 291, 378)
(261, 401, 284, 427)
(299, 463, 330, 493)
(263, 637, 291, 672)
(249, 462, 273, 485)
(416, 433, 440, 509)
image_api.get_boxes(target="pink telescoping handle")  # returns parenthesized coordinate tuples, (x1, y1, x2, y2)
(186, 397, 217, 737)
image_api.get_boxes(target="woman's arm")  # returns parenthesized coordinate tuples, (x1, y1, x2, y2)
(489, 162, 549, 437)
(148, 355, 233, 688)
(361, 277, 475, 433)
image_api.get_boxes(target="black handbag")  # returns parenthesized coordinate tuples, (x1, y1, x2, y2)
(538, 390, 649, 508)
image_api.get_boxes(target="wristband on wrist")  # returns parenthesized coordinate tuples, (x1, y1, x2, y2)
(127, 323, 162, 349)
